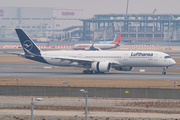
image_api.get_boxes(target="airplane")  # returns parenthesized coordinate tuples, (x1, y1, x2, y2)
(10, 29, 176, 75)
(98, 34, 121, 44)
(72, 34, 121, 50)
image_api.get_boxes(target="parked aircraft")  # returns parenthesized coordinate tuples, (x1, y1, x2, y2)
(72, 34, 121, 50)
(11, 29, 176, 75)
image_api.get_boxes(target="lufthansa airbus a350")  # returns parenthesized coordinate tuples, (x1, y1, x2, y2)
(10, 29, 176, 75)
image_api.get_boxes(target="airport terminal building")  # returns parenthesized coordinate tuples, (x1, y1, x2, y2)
(80, 14, 180, 41)
(0, 7, 83, 41)
(1, 7, 180, 42)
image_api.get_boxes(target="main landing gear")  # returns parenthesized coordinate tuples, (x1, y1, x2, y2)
(82, 70, 105, 74)
(162, 67, 167, 75)
(83, 70, 93, 74)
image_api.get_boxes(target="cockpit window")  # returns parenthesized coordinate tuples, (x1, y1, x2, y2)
(164, 56, 171, 59)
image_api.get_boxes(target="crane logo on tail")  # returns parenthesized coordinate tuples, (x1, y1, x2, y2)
(23, 40, 33, 51)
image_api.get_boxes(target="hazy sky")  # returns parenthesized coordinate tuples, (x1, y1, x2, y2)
(1, 0, 180, 18)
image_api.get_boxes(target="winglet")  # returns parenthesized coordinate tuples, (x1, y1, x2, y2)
(110, 34, 121, 44)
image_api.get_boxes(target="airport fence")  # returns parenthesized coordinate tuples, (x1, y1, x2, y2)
(0, 85, 180, 99)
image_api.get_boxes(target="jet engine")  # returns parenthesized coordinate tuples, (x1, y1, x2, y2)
(114, 67, 133, 71)
(91, 62, 111, 72)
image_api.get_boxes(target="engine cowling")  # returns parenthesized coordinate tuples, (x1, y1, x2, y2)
(114, 67, 133, 71)
(91, 62, 111, 72)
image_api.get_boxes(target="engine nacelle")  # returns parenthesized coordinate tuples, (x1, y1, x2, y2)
(91, 62, 111, 72)
(114, 67, 133, 71)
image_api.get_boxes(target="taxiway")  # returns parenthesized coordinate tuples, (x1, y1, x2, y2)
(0, 67, 179, 80)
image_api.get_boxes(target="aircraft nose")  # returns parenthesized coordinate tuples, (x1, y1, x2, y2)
(171, 59, 176, 65)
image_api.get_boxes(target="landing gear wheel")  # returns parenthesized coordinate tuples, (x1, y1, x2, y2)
(95, 71, 99, 74)
(94, 71, 104, 74)
(90, 70, 93, 74)
(83, 70, 87, 74)
(162, 72, 166, 75)
(83, 70, 94, 74)
(87, 70, 91, 74)
(162, 67, 167, 75)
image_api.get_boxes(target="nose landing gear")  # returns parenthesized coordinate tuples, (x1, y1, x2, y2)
(162, 67, 167, 75)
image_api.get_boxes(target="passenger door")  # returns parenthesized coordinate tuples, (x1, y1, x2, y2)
(154, 54, 158, 61)
(124, 54, 128, 61)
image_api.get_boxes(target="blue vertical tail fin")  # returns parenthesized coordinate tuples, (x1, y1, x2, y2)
(15, 29, 41, 55)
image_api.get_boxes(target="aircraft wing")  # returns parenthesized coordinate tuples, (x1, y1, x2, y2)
(44, 55, 120, 67)
(3, 51, 38, 58)
(3, 51, 25, 56)
(54, 56, 120, 67)
(54, 56, 94, 64)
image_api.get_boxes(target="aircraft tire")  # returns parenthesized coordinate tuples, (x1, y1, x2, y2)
(83, 70, 93, 74)
(90, 70, 93, 74)
(94, 71, 104, 74)
(162, 72, 166, 75)
(83, 70, 87, 74)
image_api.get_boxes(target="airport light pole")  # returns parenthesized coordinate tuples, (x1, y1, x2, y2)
(63, 81, 68, 86)
(52, 17, 56, 48)
(173, 82, 177, 89)
(126, 0, 129, 14)
(80, 88, 88, 120)
(31, 98, 43, 120)
(15, 78, 20, 86)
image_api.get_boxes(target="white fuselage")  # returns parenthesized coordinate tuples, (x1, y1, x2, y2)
(40, 50, 176, 68)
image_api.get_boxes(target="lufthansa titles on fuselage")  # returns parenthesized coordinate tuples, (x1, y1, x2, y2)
(130, 52, 153, 58)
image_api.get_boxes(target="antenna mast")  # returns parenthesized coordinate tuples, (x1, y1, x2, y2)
(126, 0, 129, 14)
